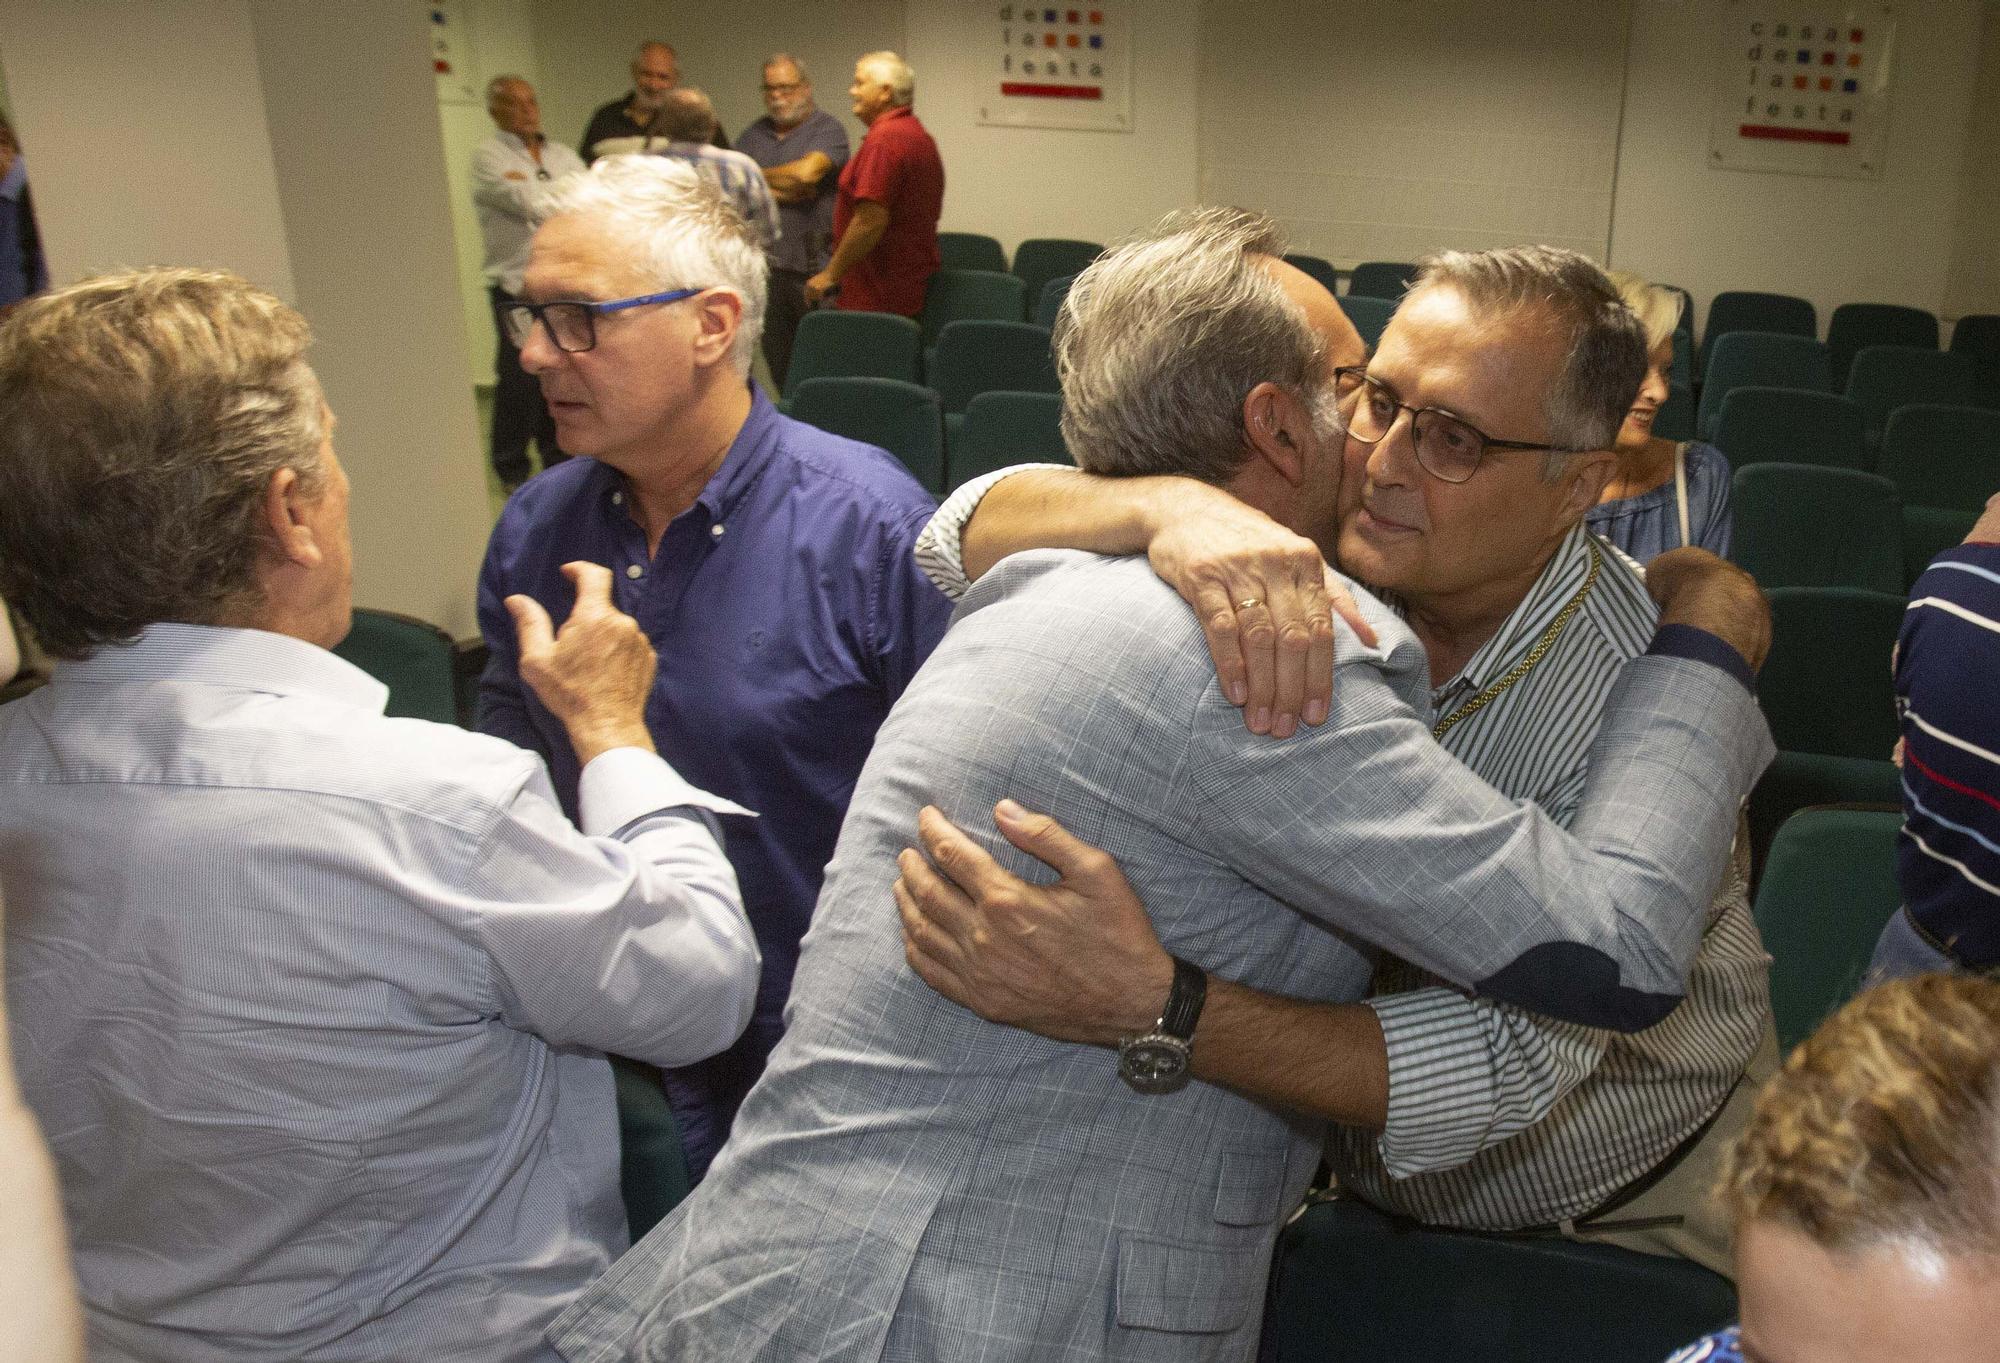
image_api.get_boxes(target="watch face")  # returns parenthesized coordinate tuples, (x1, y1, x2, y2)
(1119, 1035, 1191, 1095)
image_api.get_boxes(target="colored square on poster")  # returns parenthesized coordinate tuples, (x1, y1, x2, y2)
(1821, 51, 1835, 64)
(1067, 32, 1079, 46)
(1089, 33, 1102, 48)
(1796, 48, 1809, 61)
(1044, 32, 1057, 46)
(1851, 28, 1864, 42)
(1819, 76, 1834, 91)
(1090, 10, 1102, 23)
(1793, 74, 1808, 89)
(1067, 9, 1079, 21)
(1843, 78, 1857, 92)
(1774, 49, 1787, 61)
(1848, 52, 1862, 66)
(1043, 8, 1056, 20)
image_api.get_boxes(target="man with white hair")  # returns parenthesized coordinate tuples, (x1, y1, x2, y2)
(804, 50, 943, 316)
(476, 155, 953, 1180)
(474, 74, 585, 490)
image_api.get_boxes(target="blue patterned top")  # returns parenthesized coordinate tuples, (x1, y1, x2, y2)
(1666, 1326, 1745, 1361)
(1586, 440, 1735, 563)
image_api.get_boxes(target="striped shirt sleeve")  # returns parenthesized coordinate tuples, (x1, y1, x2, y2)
(911, 464, 1068, 599)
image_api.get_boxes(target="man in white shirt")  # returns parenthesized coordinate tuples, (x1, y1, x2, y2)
(0, 267, 761, 1362)
(475, 74, 586, 491)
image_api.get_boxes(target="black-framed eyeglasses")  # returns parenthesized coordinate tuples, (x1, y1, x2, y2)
(500, 287, 707, 353)
(1332, 366, 1587, 485)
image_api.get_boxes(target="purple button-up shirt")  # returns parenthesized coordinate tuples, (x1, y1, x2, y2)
(476, 386, 951, 1173)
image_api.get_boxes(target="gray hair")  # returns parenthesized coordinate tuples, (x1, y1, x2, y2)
(1409, 245, 1645, 475)
(0, 268, 326, 659)
(485, 73, 529, 107)
(764, 53, 810, 83)
(1054, 206, 1324, 483)
(657, 88, 719, 143)
(536, 155, 768, 377)
(857, 50, 915, 105)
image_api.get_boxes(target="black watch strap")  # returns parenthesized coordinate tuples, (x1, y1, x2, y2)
(1159, 956, 1207, 1041)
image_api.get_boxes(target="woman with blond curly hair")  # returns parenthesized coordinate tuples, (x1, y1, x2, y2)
(1666, 972, 2000, 1362)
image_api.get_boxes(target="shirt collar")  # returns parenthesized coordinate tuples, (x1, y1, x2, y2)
(1434, 523, 1599, 699)
(595, 382, 783, 529)
(57, 622, 390, 713)
(868, 105, 914, 131)
(495, 130, 544, 154)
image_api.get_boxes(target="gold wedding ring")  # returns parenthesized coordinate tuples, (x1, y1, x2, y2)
(1237, 597, 1262, 610)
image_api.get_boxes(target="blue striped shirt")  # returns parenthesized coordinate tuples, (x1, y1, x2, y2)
(1893, 542, 2000, 970)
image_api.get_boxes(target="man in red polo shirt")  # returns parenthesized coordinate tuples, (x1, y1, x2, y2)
(804, 51, 943, 317)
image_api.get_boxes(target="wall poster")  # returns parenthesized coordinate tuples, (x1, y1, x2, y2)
(1709, 2, 1895, 179)
(977, 4, 1133, 133)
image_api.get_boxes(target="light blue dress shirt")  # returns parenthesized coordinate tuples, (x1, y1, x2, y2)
(0, 623, 760, 1362)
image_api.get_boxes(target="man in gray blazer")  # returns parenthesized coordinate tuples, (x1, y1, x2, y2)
(549, 209, 1773, 1363)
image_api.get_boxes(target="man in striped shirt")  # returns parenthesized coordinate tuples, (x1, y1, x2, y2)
(1870, 489, 2000, 977)
(903, 244, 1774, 1276)
(633, 89, 780, 251)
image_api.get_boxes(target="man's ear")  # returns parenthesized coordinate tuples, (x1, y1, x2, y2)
(262, 467, 323, 570)
(690, 288, 744, 370)
(1241, 381, 1311, 487)
(1556, 450, 1617, 527)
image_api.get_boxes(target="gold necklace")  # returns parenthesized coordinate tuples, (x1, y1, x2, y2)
(1430, 538, 1602, 742)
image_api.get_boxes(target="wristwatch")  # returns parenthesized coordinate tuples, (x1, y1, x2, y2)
(1116, 956, 1207, 1095)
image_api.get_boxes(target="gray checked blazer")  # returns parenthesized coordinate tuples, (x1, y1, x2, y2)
(551, 550, 1774, 1363)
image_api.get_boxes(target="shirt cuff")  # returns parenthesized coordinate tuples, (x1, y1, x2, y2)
(1366, 989, 1503, 1179)
(1646, 623, 1754, 693)
(577, 746, 756, 840)
(911, 462, 1069, 601)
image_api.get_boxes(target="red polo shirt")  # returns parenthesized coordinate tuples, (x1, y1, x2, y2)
(833, 105, 944, 317)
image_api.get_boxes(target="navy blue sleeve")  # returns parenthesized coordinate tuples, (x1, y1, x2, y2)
(1646, 623, 1755, 693)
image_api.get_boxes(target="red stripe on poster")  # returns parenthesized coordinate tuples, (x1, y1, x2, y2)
(1738, 124, 1852, 145)
(1000, 82, 1103, 99)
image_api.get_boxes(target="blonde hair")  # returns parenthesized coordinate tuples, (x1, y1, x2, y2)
(1604, 270, 1681, 353)
(0, 268, 324, 659)
(1719, 973, 2000, 1258)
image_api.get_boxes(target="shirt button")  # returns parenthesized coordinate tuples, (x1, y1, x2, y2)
(710, 523, 726, 540)
(612, 491, 624, 506)
(625, 564, 644, 580)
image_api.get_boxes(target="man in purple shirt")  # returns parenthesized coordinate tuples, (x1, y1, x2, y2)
(476, 154, 952, 1179)
(735, 54, 850, 387)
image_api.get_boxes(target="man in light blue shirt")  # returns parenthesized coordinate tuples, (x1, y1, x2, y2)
(0, 268, 761, 1362)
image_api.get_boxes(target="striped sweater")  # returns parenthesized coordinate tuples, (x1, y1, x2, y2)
(1897, 542, 2000, 970)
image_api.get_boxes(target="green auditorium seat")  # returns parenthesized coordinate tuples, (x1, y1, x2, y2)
(1346, 261, 1418, 299)
(1827, 302, 1938, 388)
(1338, 295, 1397, 351)
(1035, 273, 1076, 331)
(1878, 404, 2000, 511)
(1845, 346, 1974, 447)
(1697, 333, 1833, 440)
(333, 608, 461, 725)
(1752, 808, 1904, 1049)
(1732, 465, 1902, 592)
(1948, 314, 2000, 407)
(612, 1055, 692, 1240)
(919, 269, 1029, 350)
(1266, 1195, 1736, 1363)
(949, 390, 1068, 490)
(786, 376, 945, 494)
(1671, 326, 1693, 388)
(930, 319, 1057, 408)
(1700, 291, 1817, 370)
(1010, 239, 1102, 310)
(937, 231, 1006, 273)
(781, 310, 922, 400)
(1746, 585, 1905, 877)
(1653, 383, 1694, 443)
(1283, 253, 1343, 298)
(1712, 388, 1868, 471)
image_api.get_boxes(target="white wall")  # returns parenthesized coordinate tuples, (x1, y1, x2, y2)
(1198, 0, 1630, 267)
(0, 0, 494, 637)
(0, 0, 296, 298)
(908, 0, 1201, 253)
(1609, 0, 1985, 329)
(1942, 5, 2000, 319)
